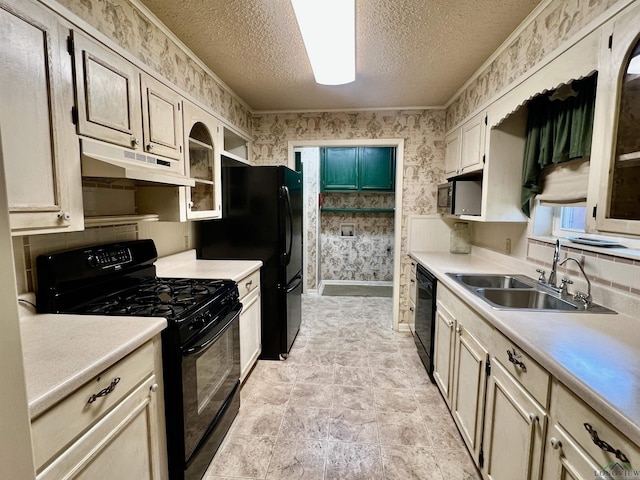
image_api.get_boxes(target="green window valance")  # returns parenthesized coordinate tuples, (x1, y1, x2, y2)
(521, 73, 598, 216)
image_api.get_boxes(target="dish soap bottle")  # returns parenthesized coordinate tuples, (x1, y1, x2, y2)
(450, 222, 471, 254)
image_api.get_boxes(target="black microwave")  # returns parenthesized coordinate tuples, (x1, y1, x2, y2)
(437, 180, 482, 215)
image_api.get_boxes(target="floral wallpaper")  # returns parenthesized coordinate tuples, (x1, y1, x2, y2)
(447, 0, 619, 130)
(58, 0, 252, 134)
(253, 111, 446, 325)
(321, 193, 396, 283)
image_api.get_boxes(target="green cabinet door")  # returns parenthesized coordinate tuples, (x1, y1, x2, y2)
(321, 147, 358, 191)
(359, 147, 395, 191)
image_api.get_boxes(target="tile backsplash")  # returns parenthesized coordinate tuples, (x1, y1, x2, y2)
(526, 238, 640, 295)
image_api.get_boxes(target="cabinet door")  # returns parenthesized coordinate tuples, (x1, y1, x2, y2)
(240, 289, 261, 383)
(321, 147, 358, 191)
(141, 73, 183, 161)
(359, 147, 395, 191)
(72, 31, 143, 150)
(460, 114, 486, 173)
(432, 301, 455, 407)
(482, 360, 547, 480)
(451, 322, 488, 463)
(542, 424, 602, 480)
(183, 101, 221, 220)
(444, 129, 462, 177)
(38, 376, 165, 480)
(0, 0, 83, 234)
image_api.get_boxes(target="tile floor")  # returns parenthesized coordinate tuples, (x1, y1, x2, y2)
(204, 295, 481, 480)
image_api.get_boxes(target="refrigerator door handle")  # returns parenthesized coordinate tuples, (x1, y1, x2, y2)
(284, 274, 303, 293)
(281, 185, 293, 266)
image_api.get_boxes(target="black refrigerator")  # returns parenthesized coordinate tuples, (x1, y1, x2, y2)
(195, 165, 303, 360)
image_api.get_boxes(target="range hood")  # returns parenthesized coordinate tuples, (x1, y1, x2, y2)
(80, 138, 195, 187)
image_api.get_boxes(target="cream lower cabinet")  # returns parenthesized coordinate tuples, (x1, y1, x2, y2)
(31, 338, 167, 480)
(451, 318, 489, 462)
(1, 0, 83, 235)
(432, 299, 455, 408)
(481, 359, 547, 480)
(238, 269, 261, 383)
(408, 260, 417, 333)
(542, 380, 639, 480)
(436, 283, 549, 477)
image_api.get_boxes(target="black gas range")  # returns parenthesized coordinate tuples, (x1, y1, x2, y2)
(36, 239, 241, 480)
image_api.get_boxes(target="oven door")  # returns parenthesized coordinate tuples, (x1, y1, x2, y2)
(181, 303, 241, 462)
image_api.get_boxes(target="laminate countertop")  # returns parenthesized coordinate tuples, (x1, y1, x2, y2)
(410, 250, 640, 448)
(19, 297, 166, 419)
(154, 249, 262, 280)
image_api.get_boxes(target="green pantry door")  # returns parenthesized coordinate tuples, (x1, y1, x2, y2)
(319, 146, 396, 290)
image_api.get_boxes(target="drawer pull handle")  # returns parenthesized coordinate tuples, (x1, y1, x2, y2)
(246, 280, 253, 289)
(87, 377, 121, 404)
(528, 412, 539, 423)
(550, 437, 561, 449)
(507, 349, 527, 372)
(584, 423, 629, 463)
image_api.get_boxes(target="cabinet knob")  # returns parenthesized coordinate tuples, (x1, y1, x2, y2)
(409, 306, 414, 312)
(57, 212, 71, 221)
(455, 325, 462, 334)
(147, 143, 154, 150)
(150, 383, 159, 393)
(528, 412, 539, 423)
(188, 201, 194, 208)
(550, 437, 561, 449)
(131, 137, 140, 147)
(446, 319, 454, 328)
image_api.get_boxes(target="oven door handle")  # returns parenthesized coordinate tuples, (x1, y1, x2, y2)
(183, 305, 242, 356)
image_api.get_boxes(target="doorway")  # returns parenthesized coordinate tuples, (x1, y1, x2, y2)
(287, 139, 404, 330)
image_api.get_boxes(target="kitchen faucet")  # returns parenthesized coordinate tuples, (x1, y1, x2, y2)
(548, 239, 561, 287)
(558, 257, 592, 307)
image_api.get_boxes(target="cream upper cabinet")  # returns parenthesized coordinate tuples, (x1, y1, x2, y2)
(0, 0, 83, 235)
(183, 101, 222, 220)
(141, 73, 183, 161)
(594, 2, 640, 235)
(72, 31, 143, 150)
(460, 113, 486, 173)
(71, 32, 184, 167)
(444, 112, 486, 179)
(444, 129, 462, 177)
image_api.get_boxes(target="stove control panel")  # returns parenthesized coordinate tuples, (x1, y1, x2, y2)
(87, 247, 132, 269)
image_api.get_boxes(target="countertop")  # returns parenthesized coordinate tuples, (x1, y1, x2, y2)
(19, 298, 166, 418)
(410, 250, 640, 448)
(154, 249, 262, 280)
(20, 251, 260, 419)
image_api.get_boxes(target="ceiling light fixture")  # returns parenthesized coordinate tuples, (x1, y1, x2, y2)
(291, 0, 355, 85)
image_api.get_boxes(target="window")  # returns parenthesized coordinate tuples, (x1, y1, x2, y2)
(559, 206, 586, 232)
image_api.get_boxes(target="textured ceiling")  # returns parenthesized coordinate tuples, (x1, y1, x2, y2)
(138, 0, 542, 111)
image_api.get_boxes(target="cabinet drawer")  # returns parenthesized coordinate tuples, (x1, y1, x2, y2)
(37, 375, 160, 480)
(31, 341, 155, 470)
(551, 381, 640, 470)
(238, 270, 260, 299)
(490, 332, 550, 407)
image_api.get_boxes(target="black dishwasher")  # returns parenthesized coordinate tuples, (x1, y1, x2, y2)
(414, 264, 437, 381)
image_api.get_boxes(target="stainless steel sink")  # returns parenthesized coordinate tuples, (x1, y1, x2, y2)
(448, 273, 533, 289)
(476, 288, 577, 311)
(446, 272, 616, 313)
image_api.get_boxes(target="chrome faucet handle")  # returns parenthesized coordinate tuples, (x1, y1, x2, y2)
(574, 291, 591, 307)
(559, 277, 573, 296)
(536, 269, 546, 282)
